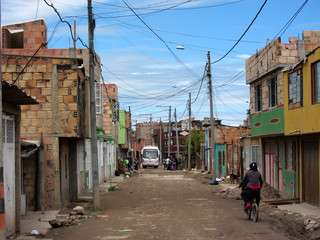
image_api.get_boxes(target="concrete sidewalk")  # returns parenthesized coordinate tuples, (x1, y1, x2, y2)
(17, 210, 59, 239)
(278, 202, 320, 220)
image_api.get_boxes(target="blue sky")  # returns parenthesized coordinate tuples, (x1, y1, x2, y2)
(2, 0, 320, 126)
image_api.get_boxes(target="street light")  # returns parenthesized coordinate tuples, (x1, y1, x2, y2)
(176, 46, 216, 180)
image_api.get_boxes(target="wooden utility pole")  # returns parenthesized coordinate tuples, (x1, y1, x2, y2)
(149, 115, 152, 145)
(160, 118, 163, 163)
(0, 2, 6, 237)
(174, 108, 180, 167)
(188, 93, 191, 170)
(88, 0, 100, 207)
(208, 51, 216, 180)
(129, 106, 133, 159)
(168, 106, 171, 158)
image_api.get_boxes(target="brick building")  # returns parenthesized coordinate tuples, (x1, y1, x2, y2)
(1, 19, 106, 210)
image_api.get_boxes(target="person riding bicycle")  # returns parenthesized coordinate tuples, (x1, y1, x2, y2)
(239, 162, 263, 211)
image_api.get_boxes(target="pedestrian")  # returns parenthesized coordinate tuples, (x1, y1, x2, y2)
(166, 158, 171, 170)
(124, 159, 129, 172)
(163, 158, 167, 170)
(128, 158, 133, 172)
(171, 156, 176, 171)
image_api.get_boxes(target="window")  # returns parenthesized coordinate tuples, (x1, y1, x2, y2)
(268, 77, 277, 107)
(95, 82, 102, 114)
(288, 69, 303, 108)
(246, 145, 259, 170)
(252, 146, 259, 167)
(255, 84, 262, 112)
(285, 141, 295, 171)
(312, 61, 320, 104)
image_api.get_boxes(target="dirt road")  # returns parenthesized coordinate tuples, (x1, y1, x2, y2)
(46, 168, 295, 240)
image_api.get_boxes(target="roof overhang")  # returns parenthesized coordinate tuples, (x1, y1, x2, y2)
(2, 80, 39, 105)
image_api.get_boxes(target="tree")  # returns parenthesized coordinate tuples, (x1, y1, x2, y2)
(183, 129, 205, 156)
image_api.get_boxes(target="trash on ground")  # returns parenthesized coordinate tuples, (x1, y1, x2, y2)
(31, 230, 39, 235)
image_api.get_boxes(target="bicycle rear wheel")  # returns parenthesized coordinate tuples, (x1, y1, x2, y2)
(252, 204, 259, 222)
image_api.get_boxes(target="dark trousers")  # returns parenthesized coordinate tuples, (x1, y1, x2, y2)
(241, 188, 261, 206)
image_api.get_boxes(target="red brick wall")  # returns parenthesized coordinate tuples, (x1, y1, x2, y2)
(216, 125, 250, 175)
(2, 19, 47, 50)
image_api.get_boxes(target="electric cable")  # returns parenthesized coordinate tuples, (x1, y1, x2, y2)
(211, 0, 267, 64)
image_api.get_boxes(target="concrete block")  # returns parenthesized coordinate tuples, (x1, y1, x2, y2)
(63, 80, 74, 88)
(6, 65, 16, 72)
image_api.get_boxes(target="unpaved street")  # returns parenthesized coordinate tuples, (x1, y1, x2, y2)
(46, 169, 294, 240)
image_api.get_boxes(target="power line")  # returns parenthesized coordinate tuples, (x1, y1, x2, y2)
(211, 0, 267, 64)
(122, 0, 200, 79)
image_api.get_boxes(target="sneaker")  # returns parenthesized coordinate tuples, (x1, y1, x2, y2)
(245, 202, 251, 210)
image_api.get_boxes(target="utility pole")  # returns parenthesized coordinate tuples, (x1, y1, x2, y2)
(0, 1, 6, 237)
(133, 120, 137, 160)
(149, 115, 152, 145)
(129, 106, 133, 159)
(207, 51, 216, 180)
(174, 108, 180, 168)
(188, 93, 191, 170)
(156, 106, 171, 159)
(168, 106, 171, 158)
(88, 0, 100, 208)
(159, 118, 163, 163)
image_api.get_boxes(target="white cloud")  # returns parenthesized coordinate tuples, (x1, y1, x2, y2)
(235, 54, 251, 59)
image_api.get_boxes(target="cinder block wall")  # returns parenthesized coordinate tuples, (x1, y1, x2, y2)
(102, 84, 118, 136)
(2, 54, 84, 209)
(246, 31, 320, 84)
(246, 31, 320, 115)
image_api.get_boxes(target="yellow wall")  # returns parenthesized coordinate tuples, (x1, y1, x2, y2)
(284, 48, 320, 135)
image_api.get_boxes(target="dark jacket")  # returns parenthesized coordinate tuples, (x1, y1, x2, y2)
(239, 170, 263, 189)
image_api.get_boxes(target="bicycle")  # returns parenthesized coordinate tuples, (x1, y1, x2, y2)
(246, 198, 259, 222)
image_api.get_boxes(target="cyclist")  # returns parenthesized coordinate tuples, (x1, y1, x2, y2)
(239, 162, 263, 211)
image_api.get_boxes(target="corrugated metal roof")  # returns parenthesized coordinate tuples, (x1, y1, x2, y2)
(2, 80, 39, 105)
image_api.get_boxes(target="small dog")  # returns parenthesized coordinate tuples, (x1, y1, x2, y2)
(230, 173, 239, 184)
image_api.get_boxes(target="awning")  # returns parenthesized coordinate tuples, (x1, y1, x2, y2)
(21, 140, 40, 158)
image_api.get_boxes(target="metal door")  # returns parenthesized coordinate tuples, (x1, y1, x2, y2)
(2, 114, 15, 235)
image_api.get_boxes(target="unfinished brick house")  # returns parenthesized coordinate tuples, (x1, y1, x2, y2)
(245, 31, 320, 199)
(1, 19, 108, 210)
(203, 118, 250, 178)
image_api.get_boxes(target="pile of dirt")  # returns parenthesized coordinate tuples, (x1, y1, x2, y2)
(268, 208, 320, 240)
(260, 182, 281, 200)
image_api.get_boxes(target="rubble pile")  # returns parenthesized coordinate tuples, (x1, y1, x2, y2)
(49, 206, 88, 229)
